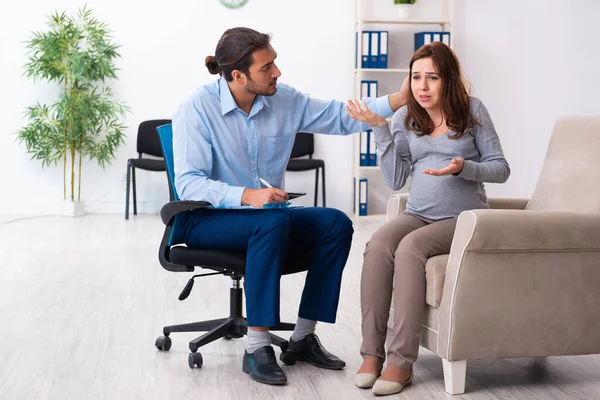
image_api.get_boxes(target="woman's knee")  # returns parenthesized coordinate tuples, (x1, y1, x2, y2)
(365, 224, 401, 256)
(395, 231, 428, 260)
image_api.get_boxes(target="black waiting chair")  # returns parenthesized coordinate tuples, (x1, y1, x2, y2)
(285, 133, 326, 207)
(125, 119, 171, 220)
(154, 123, 309, 369)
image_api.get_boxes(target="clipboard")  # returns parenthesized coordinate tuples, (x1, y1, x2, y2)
(287, 192, 306, 200)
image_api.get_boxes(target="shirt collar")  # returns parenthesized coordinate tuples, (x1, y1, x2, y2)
(218, 76, 272, 117)
(219, 77, 237, 116)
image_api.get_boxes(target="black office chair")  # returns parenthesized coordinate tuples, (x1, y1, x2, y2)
(154, 123, 308, 369)
(125, 119, 171, 220)
(286, 133, 326, 207)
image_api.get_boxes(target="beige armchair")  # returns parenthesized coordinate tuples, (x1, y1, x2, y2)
(386, 116, 600, 394)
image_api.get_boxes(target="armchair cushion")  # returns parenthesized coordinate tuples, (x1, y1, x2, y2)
(425, 254, 449, 307)
(526, 115, 600, 213)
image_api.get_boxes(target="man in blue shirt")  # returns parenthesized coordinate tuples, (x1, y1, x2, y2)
(173, 27, 408, 385)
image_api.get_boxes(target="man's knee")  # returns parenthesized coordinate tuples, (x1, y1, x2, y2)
(257, 212, 291, 237)
(323, 208, 354, 239)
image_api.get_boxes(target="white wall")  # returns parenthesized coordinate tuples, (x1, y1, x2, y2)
(454, 0, 600, 198)
(1, 0, 599, 215)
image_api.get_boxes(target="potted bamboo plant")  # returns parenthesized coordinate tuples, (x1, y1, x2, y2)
(393, 0, 417, 19)
(17, 6, 128, 216)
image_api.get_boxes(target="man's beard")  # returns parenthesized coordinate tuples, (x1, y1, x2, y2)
(245, 75, 277, 96)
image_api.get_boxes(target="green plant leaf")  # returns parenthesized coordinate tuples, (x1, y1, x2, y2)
(18, 5, 129, 200)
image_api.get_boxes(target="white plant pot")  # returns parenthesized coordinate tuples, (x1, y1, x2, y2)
(393, 4, 413, 20)
(58, 200, 85, 217)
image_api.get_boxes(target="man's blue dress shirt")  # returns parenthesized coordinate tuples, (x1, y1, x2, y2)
(172, 77, 393, 207)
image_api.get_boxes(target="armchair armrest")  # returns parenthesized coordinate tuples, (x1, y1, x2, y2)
(386, 196, 529, 223)
(453, 209, 600, 251)
(487, 197, 529, 210)
(160, 200, 211, 225)
(437, 209, 600, 361)
(386, 194, 409, 222)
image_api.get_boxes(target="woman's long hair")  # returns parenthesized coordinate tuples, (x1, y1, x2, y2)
(405, 42, 477, 139)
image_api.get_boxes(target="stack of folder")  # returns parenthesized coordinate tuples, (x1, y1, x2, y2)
(360, 80, 378, 99)
(353, 178, 369, 216)
(360, 130, 378, 167)
(414, 31, 451, 51)
(357, 31, 389, 68)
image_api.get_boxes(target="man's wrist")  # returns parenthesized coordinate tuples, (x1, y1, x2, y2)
(389, 92, 408, 112)
(240, 188, 250, 205)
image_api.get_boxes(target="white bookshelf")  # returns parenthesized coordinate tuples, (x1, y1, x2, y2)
(355, 68, 410, 73)
(358, 19, 451, 25)
(352, 0, 454, 217)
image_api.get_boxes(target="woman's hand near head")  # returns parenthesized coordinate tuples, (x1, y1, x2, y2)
(423, 157, 464, 176)
(346, 99, 387, 127)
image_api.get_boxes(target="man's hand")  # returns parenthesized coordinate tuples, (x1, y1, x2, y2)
(423, 158, 465, 176)
(388, 76, 410, 112)
(346, 99, 387, 126)
(242, 188, 288, 207)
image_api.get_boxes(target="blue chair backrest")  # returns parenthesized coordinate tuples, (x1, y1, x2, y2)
(156, 123, 184, 245)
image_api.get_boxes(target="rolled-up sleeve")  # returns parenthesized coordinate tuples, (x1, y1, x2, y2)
(291, 87, 394, 135)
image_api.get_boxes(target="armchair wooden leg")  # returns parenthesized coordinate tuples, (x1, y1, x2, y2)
(442, 359, 466, 395)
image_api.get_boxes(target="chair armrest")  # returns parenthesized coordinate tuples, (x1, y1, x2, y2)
(386, 194, 409, 222)
(436, 209, 600, 361)
(160, 200, 211, 225)
(487, 197, 529, 210)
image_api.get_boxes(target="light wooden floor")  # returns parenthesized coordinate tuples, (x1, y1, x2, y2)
(1, 213, 599, 400)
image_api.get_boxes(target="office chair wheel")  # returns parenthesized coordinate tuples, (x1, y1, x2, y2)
(280, 350, 297, 366)
(188, 352, 203, 369)
(155, 335, 172, 351)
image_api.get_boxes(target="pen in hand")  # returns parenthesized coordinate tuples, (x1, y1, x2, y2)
(259, 178, 289, 204)
(259, 178, 273, 188)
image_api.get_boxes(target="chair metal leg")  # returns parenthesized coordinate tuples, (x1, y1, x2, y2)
(132, 166, 137, 215)
(163, 317, 230, 334)
(271, 322, 295, 331)
(314, 169, 319, 207)
(125, 160, 131, 220)
(189, 319, 235, 352)
(321, 164, 326, 207)
(270, 333, 290, 351)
